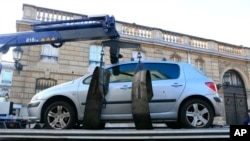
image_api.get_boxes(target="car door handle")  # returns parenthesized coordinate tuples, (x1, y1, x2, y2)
(120, 86, 132, 90)
(171, 84, 183, 87)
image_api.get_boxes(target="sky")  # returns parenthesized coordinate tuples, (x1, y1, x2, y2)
(0, 0, 250, 62)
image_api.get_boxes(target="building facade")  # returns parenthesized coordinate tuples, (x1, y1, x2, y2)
(9, 4, 250, 125)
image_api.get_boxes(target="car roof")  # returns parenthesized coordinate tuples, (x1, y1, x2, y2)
(105, 60, 188, 68)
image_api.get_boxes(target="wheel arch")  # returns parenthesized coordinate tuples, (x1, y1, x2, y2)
(178, 95, 215, 120)
(40, 95, 78, 123)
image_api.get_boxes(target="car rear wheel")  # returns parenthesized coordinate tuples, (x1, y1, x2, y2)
(44, 101, 76, 129)
(180, 99, 214, 128)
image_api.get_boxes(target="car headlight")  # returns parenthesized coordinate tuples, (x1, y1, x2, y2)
(28, 93, 43, 108)
(30, 93, 43, 101)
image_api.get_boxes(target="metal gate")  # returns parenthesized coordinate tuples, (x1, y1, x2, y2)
(223, 70, 248, 125)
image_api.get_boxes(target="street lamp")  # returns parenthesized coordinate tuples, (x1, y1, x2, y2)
(13, 46, 23, 72)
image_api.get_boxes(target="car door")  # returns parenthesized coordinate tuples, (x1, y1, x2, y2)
(76, 75, 91, 113)
(77, 64, 136, 120)
(102, 64, 137, 118)
(143, 63, 185, 114)
(103, 62, 186, 117)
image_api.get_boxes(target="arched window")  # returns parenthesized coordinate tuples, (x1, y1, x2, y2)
(35, 78, 57, 93)
(170, 52, 181, 62)
(40, 44, 59, 63)
(223, 70, 243, 87)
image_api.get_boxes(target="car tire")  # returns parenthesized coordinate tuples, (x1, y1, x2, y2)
(179, 99, 214, 128)
(44, 101, 76, 129)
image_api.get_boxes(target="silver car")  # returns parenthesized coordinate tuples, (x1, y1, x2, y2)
(27, 61, 224, 129)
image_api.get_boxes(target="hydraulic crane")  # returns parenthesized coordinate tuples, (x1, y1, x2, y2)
(0, 15, 119, 54)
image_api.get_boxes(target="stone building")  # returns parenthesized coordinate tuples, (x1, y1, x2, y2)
(9, 4, 250, 125)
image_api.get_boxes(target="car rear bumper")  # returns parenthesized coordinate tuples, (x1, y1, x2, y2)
(210, 95, 224, 116)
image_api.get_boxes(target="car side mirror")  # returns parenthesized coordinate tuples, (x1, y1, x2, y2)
(216, 84, 222, 90)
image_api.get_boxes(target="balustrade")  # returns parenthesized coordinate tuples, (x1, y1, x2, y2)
(162, 32, 182, 44)
(190, 38, 208, 49)
(218, 44, 243, 55)
(23, 4, 86, 21)
(121, 24, 152, 38)
(118, 21, 245, 57)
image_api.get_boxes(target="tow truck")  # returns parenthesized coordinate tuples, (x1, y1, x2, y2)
(0, 15, 229, 140)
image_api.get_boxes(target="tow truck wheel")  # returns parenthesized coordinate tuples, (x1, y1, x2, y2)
(44, 101, 76, 129)
(179, 99, 214, 128)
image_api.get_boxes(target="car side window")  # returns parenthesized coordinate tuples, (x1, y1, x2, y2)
(83, 76, 92, 84)
(143, 63, 180, 80)
(108, 63, 180, 82)
(83, 63, 137, 84)
(83, 62, 180, 84)
(108, 63, 136, 83)
(149, 70, 167, 80)
(109, 71, 134, 83)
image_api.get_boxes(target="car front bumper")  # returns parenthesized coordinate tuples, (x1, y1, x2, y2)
(27, 99, 46, 122)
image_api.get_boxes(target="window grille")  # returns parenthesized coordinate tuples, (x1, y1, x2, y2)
(35, 78, 57, 93)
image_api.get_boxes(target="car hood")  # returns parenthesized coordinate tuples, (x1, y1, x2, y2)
(32, 76, 85, 100)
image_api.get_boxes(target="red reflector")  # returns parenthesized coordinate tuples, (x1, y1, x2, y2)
(205, 82, 217, 92)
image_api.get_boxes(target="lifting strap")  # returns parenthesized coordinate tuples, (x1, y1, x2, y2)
(82, 67, 109, 129)
(132, 70, 154, 129)
(132, 47, 154, 129)
(134, 51, 144, 74)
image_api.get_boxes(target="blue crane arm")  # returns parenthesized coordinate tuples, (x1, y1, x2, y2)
(0, 15, 119, 54)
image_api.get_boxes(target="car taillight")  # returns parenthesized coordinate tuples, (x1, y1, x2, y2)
(205, 82, 217, 92)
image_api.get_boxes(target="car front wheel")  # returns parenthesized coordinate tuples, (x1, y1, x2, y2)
(44, 101, 76, 129)
(180, 99, 214, 128)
